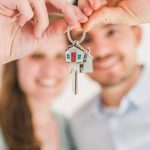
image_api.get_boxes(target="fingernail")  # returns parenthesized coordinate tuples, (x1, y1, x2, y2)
(80, 16, 88, 23)
(70, 17, 78, 25)
(83, 8, 93, 16)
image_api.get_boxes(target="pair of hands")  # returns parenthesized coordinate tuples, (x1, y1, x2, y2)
(0, 0, 150, 64)
(0, 0, 88, 64)
(79, 0, 150, 31)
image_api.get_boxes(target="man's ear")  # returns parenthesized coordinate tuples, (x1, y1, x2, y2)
(133, 26, 142, 46)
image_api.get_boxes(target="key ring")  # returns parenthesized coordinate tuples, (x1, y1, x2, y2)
(67, 25, 86, 45)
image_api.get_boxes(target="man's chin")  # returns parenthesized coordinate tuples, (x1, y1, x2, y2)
(98, 76, 129, 88)
(100, 81, 122, 88)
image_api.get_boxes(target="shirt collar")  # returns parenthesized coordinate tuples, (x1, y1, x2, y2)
(126, 65, 150, 109)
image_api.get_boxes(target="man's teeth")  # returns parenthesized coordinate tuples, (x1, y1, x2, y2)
(99, 58, 117, 69)
(39, 79, 57, 87)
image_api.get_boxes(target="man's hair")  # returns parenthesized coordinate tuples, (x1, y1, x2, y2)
(73, 0, 78, 5)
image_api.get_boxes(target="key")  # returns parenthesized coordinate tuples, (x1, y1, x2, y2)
(65, 25, 93, 94)
(71, 63, 78, 94)
(69, 62, 80, 94)
(66, 41, 84, 94)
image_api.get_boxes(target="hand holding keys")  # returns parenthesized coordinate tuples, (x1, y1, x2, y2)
(65, 26, 93, 94)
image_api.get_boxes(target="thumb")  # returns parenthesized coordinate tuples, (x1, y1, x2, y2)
(83, 7, 139, 31)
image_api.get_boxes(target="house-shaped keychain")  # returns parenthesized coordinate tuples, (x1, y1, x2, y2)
(65, 43, 93, 73)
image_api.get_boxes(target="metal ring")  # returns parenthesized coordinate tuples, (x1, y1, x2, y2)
(67, 25, 86, 44)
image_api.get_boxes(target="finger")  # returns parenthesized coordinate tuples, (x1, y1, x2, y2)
(73, 6, 89, 23)
(48, 0, 88, 24)
(46, 19, 68, 36)
(46, 3, 60, 14)
(0, 4, 17, 17)
(31, 0, 49, 38)
(107, 0, 122, 6)
(83, 7, 139, 31)
(61, 5, 88, 25)
(88, 0, 107, 10)
(78, 0, 93, 16)
(16, 0, 34, 26)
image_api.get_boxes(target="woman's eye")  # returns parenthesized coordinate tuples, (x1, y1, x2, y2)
(30, 54, 44, 60)
(56, 54, 65, 62)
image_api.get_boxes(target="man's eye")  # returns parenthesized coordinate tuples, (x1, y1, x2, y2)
(30, 54, 44, 59)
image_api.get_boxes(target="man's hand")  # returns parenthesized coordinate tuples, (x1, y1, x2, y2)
(78, 0, 107, 16)
(78, 0, 150, 31)
(0, 0, 88, 64)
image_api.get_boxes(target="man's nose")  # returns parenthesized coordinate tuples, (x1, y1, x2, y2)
(92, 40, 112, 58)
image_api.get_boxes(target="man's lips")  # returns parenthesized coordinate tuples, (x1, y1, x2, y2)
(94, 56, 119, 70)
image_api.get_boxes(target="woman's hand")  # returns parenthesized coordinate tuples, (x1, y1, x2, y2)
(0, 0, 88, 64)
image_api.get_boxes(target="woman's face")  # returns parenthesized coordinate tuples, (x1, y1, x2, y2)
(17, 34, 68, 102)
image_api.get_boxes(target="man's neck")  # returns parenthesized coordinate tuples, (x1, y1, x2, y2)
(100, 66, 142, 108)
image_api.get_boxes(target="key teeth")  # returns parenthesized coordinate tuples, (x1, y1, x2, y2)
(73, 88, 78, 95)
(73, 89, 78, 95)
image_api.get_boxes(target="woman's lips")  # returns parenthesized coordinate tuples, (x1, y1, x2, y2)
(37, 79, 58, 88)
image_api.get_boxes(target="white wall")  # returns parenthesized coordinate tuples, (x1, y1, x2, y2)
(54, 25, 150, 116)
(138, 24, 150, 65)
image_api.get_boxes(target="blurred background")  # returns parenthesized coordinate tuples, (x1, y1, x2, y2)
(54, 24, 150, 116)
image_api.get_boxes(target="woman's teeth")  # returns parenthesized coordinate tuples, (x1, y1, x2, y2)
(38, 79, 58, 87)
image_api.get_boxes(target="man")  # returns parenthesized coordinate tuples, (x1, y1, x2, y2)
(68, 24, 150, 150)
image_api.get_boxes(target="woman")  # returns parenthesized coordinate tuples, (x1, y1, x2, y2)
(0, 30, 72, 150)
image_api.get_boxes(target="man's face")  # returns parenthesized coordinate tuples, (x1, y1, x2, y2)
(72, 25, 141, 87)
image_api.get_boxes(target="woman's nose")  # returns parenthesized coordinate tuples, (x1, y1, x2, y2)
(41, 59, 59, 76)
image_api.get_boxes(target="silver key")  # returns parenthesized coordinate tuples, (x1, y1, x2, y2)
(71, 63, 78, 94)
(69, 60, 80, 94)
(66, 41, 85, 94)
(65, 25, 93, 94)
